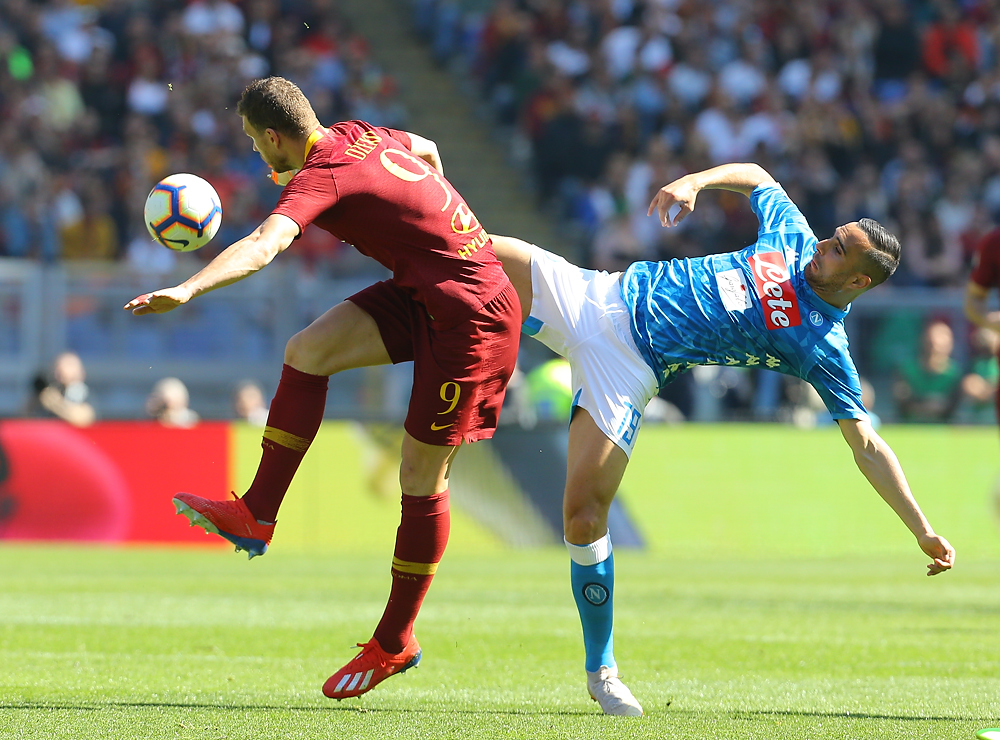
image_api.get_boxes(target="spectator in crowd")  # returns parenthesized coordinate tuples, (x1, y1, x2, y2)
(146, 376, 199, 428)
(921, 2, 979, 84)
(960, 326, 1000, 424)
(965, 219, 1000, 426)
(60, 181, 119, 260)
(894, 319, 962, 423)
(591, 212, 648, 272)
(232, 379, 269, 426)
(35, 350, 96, 427)
(861, 377, 882, 430)
(524, 357, 573, 422)
(873, 0, 922, 99)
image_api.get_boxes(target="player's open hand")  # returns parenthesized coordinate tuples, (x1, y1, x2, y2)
(123, 287, 191, 315)
(647, 178, 698, 227)
(917, 533, 955, 576)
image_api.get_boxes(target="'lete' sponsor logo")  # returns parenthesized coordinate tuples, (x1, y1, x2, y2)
(748, 251, 801, 330)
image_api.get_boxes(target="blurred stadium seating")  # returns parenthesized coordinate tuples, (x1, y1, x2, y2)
(0, 0, 405, 417)
(414, 0, 998, 284)
(0, 0, 994, 423)
(0, 0, 408, 269)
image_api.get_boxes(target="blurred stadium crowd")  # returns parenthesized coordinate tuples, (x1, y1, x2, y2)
(419, 0, 1000, 286)
(0, 0, 405, 274)
(3, 0, 998, 425)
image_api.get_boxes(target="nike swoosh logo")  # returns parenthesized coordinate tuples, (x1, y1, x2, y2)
(430, 422, 454, 431)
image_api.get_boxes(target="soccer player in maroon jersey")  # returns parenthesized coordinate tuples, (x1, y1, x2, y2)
(124, 77, 520, 699)
(965, 225, 1000, 424)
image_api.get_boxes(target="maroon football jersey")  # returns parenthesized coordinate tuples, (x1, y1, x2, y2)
(970, 226, 1000, 291)
(272, 121, 507, 327)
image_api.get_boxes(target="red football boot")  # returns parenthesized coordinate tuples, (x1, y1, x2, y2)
(172, 492, 274, 559)
(322, 635, 422, 699)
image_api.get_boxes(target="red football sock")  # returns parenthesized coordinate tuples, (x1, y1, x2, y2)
(373, 490, 451, 654)
(241, 364, 328, 523)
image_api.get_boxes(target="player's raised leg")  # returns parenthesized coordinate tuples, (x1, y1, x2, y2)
(564, 408, 643, 717)
(323, 435, 457, 699)
(174, 300, 391, 558)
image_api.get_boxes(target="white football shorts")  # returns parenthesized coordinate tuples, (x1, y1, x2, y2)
(524, 245, 659, 458)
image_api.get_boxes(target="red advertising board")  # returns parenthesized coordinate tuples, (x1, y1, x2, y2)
(0, 420, 231, 544)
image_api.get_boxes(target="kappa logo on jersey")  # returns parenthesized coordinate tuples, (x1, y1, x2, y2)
(716, 269, 750, 311)
(748, 251, 801, 330)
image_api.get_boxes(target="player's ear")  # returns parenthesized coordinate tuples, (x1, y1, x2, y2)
(265, 128, 280, 147)
(850, 273, 872, 291)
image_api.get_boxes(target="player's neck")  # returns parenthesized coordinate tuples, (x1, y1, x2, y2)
(284, 127, 325, 169)
(302, 126, 326, 164)
(282, 138, 308, 169)
(809, 283, 861, 310)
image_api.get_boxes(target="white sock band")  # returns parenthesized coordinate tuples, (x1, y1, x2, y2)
(565, 531, 612, 566)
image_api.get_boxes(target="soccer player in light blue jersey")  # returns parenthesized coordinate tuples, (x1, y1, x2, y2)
(492, 162, 955, 716)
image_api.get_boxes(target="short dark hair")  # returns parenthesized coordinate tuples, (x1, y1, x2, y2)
(856, 218, 900, 287)
(236, 77, 318, 139)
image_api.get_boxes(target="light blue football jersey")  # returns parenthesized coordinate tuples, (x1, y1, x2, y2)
(620, 183, 868, 421)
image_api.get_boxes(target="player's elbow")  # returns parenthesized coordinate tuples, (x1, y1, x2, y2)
(848, 425, 888, 471)
(251, 235, 284, 267)
(749, 163, 776, 188)
(409, 133, 443, 172)
(424, 142, 443, 173)
(252, 221, 295, 263)
(851, 443, 879, 474)
(839, 417, 879, 456)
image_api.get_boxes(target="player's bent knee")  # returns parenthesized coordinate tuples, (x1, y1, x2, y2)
(283, 330, 324, 374)
(563, 501, 611, 544)
(399, 441, 455, 497)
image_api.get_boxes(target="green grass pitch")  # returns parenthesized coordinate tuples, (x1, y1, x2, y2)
(3, 424, 1000, 739)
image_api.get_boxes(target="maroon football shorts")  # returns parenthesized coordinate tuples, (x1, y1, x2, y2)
(348, 280, 520, 446)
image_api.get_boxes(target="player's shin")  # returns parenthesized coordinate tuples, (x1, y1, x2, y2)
(241, 363, 328, 523)
(567, 532, 615, 672)
(372, 489, 451, 654)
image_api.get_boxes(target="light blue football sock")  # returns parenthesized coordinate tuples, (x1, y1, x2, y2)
(567, 532, 615, 673)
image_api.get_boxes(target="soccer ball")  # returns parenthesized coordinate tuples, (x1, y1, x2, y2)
(144, 173, 223, 252)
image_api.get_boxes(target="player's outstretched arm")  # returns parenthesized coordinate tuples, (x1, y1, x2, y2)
(405, 132, 443, 174)
(124, 214, 300, 316)
(491, 235, 533, 321)
(837, 418, 955, 576)
(648, 163, 776, 227)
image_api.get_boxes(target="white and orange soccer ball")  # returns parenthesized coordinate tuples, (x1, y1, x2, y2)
(144, 173, 222, 252)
